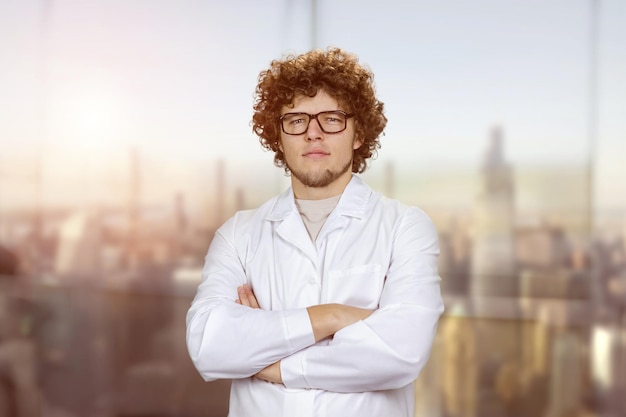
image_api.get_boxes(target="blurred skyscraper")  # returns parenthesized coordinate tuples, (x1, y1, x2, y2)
(471, 126, 517, 302)
(127, 148, 141, 270)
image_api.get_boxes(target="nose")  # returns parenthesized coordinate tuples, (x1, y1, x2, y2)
(306, 116, 323, 141)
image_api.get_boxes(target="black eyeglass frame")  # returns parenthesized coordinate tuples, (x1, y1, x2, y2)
(279, 110, 355, 135)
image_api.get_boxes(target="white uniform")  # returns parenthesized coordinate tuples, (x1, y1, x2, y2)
(187, 175, 444, 417)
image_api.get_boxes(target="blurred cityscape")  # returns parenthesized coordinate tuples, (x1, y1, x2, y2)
(0, 127, 624, 417)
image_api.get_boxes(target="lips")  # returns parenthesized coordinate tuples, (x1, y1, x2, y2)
(303, 148, 330, 158)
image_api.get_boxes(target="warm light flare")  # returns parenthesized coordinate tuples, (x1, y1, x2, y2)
(48, 74, 127, 149)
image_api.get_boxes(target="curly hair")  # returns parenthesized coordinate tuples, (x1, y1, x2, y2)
(252, 47, 387, 174)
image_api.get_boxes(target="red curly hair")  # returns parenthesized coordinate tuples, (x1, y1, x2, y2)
(252, 47, 387, 174)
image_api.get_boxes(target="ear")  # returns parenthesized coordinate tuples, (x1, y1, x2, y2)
(278, 139, 284, 153)
(353, 137, 363, 150)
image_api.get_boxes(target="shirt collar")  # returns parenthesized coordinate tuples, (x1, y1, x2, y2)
(266, 174, 372, 222)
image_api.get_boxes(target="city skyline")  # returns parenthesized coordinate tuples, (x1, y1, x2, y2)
(0, 129, 601, 221)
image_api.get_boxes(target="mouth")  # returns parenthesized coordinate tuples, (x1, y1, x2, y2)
(303, 149, 330, 159)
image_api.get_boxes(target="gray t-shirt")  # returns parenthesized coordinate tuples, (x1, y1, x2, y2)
(295, 195, 341, 242)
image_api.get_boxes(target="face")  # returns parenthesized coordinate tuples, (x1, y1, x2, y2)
(279, 90, 362, 198)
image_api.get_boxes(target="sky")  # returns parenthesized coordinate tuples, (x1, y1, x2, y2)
(0, 0, 624, 215)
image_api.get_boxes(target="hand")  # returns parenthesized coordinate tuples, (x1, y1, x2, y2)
(236, 284, 260, 308)
(255, 361, 283, 384)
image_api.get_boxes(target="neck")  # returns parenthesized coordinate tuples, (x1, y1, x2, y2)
(292, 173, 352, 200)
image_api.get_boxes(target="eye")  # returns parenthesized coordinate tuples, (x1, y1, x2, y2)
(321, 112, 345, 124)
(283, 114, 307, 125)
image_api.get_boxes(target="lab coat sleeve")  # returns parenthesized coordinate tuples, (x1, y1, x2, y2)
(186, 216, 316, 381)
(280, 208, 444, 392)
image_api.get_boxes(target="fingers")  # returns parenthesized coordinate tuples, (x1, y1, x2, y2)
(237, 284, 260, 309)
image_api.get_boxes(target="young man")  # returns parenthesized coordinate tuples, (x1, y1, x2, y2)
(186, 47, 444, 417)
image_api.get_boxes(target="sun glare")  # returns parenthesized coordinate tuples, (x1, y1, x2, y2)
(49, 74, 127, 151)
(77, 95, 116, 133)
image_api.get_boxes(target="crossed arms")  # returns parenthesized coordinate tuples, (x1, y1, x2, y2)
(236, 283, 373, 384)
(186, 207, 444, 393)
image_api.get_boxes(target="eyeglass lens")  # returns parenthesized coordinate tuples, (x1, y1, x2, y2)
(281, 111, 349, 135)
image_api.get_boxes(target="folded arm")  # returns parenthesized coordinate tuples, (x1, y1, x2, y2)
(186, 225, 315, 381)
(186, 223, 373, 382)
(235, 284, 373, 383)
(265, 209, 444, 392)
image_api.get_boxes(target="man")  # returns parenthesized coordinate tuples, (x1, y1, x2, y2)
(186, 47, 444, 417)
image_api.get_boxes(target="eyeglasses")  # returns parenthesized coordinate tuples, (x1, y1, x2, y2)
(279, 110, 354, 135)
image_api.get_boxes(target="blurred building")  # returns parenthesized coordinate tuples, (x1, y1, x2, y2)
(434, 128, 610, 417)
(471, 126, 517, 301)
(439, 303, 478, 417)
(591, 323, 626, 417)
(467, 127, 521, 417)
(589, 235, 626, 417)
(516, 225, 571, 270)
(439, 217, 471, 296)
(0, 245, 18, 275)
(0, 262, 43, 417)
(55, 210, 103, 280)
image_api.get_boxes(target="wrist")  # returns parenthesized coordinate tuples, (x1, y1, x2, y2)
(306, 304, 372, 342)
(307, 304, 340, 342)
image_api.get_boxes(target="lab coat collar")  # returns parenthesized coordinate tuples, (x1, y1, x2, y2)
(266, 175, 372, 222)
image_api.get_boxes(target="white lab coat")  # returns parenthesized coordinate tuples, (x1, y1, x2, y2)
(186, 175, 444, 417)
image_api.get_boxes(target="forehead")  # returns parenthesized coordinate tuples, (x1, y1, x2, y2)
(286, 90, 343, 112)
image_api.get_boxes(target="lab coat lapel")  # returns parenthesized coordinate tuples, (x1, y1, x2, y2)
(268, 187, 318, 266)
(276, 212, 318, 264)
(316, 175, 372, 242)
(266, 176, 373, 265)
